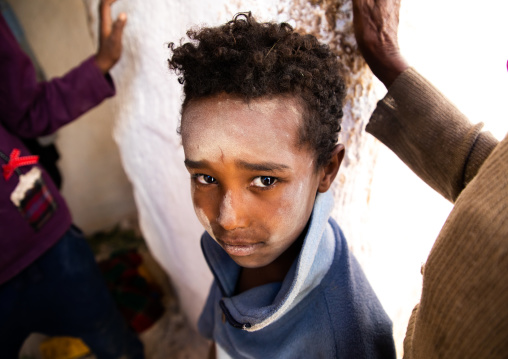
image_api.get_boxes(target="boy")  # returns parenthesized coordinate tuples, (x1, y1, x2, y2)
(169, 12, 395, 358)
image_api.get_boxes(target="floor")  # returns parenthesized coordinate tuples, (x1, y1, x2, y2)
(18, 225, 209, 359)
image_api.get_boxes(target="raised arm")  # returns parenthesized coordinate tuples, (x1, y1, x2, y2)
(352, 0, 498, 202)
(0, 0, 126, 138)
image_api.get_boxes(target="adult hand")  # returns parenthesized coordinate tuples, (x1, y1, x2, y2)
(94, 0, 127, 74)
(352, 0, 409, 88)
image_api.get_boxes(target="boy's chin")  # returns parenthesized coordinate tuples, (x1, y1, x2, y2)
(229, 254, 275, 269)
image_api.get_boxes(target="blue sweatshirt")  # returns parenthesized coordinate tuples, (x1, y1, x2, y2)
(199, 191, 396, 358)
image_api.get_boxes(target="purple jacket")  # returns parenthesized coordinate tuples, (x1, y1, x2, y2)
(0, 14, 115, 284)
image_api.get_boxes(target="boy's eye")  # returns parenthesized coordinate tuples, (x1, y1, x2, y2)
(251, 176, 277, 188)
(195, 174, 217, 185)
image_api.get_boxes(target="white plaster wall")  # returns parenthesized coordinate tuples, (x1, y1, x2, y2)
(7, 0, 137, 234)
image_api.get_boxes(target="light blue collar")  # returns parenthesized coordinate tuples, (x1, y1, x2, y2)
(203, 190, 336, 332)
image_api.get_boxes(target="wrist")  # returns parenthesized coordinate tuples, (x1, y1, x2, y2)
(374, 56, 409, 88)
(93, 54, 112, 74)
(363, 50, 409, 88)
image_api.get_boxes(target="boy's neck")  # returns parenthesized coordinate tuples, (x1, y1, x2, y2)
(236, 229, 307, 294)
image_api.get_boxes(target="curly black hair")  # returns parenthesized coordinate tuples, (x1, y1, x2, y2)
(168, 12, 346, 168)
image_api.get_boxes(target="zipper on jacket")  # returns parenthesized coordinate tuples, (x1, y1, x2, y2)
(219, 300, 251, 330)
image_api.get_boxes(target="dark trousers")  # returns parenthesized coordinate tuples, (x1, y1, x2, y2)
(0, 226, 144, 358)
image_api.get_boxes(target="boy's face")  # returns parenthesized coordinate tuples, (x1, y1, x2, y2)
(181, 93, 325, 269)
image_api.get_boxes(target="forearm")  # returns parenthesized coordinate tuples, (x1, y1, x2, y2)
(0, 0, 123, 138)
(353, 1, 498, 201)
(0, 14, 115, 138)
(13, 56, 115, 138)
(367, 68, 498, 202)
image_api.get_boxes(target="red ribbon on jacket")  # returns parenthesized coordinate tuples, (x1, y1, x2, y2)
(2, 148, 39, 180)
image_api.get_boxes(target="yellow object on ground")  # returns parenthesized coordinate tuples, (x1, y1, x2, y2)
(40, 337, 91, 359)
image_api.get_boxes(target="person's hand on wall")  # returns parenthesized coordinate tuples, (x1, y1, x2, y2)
(94, 0, 127, 74)
(352, 0, 408, 88)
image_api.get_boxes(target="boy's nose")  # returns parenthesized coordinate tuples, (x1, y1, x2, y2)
(216, 190, 249, 231)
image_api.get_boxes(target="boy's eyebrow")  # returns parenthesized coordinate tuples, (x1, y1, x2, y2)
(184, 159, 291, 172)
(235, 159, 291, 172)
(184, 159, 209, 169)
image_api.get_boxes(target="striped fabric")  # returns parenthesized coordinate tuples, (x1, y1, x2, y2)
(17, 175, 57, 231)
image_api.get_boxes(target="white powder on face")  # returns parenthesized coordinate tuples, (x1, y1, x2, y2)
(270, 177, 314, 245)
(194, 205, 215, 239)
(181, 95, 304, 165)
(217, 191, 234, 227)
(183, 93, 320, 257)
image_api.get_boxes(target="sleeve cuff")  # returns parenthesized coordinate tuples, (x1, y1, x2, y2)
(80, 55, 116, 99)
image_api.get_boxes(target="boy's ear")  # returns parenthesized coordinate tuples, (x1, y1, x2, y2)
(318, 144, 345, 193)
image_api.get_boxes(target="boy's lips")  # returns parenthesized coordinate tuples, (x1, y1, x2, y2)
(217, 238, 264, 257)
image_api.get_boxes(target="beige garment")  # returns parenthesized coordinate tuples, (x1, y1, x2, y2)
(367, 68, 508, 358)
